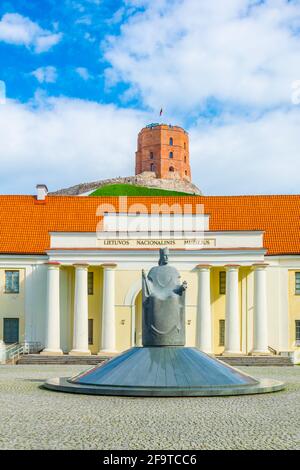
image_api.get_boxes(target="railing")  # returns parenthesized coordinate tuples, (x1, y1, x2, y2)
(268, 345, 278, 355)
(0, 341, 43, 364)
(25, 342, 43, 354)
(6, 343, 29, 364)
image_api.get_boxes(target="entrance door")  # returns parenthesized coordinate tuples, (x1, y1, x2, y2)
(3, 318, 19, 344)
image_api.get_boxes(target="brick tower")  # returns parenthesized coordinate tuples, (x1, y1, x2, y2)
(135, 124, 191, 181)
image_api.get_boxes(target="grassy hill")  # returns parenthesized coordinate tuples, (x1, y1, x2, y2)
(90, 183, 194, 197)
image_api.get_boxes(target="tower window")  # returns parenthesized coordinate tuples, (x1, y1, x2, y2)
(169, 166, 174, 172)
(150, 151, 154, 159)
(169, 137, 173, 146)
(169, 151, 173, 159)
(185, 170, 187, 176)
(150, 163, 155, 171)
(184, 156, 187, 163)
(184, 142, 186, 150)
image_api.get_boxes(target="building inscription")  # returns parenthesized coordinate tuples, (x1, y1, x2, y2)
(96, 238, 216, 249)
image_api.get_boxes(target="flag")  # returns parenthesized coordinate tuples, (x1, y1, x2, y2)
(159, 108, 163, 116)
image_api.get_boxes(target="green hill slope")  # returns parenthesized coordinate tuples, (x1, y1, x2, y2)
(90, 183, 194, 197)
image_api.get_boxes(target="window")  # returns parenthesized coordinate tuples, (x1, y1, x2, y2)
(219, 320, 225, 346)
(169, 151, 173, 158)
(184, 142, 186, 150)
(169, 137, 173, 146)
(184, 155, 187, 163)
(185, 170, 188, 176)
(169, 166, 174, 172)
(295, 320, 300, 344)
(88, 272, 94, 295)
(5, 271, 19, 294)
(88, 319, 94, 345)
(150, 163, 155, 171)
(296, 272, 300, 295)
(219, 271, 226, 295)
(150, 151, 154, 159)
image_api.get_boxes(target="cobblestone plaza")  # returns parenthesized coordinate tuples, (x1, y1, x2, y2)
(0, 365, 299, 450)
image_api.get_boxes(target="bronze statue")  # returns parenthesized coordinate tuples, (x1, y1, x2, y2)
(142, 247, 187, 346)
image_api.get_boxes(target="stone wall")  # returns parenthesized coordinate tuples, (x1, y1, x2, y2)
(50, 172, 202, 196)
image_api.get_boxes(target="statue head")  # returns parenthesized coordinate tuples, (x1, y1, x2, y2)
(159, 247, 169, 266)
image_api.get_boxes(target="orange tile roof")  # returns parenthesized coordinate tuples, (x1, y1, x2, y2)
(0, 195, 299, 255)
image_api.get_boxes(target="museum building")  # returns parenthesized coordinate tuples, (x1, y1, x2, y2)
(0, 124, 300, 362)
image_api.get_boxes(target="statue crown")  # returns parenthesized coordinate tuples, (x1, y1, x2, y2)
(159, 247, 169, 265)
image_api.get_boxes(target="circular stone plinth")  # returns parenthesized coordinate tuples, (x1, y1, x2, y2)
(43, 347, 285, 397)
(44, 376, 285, 396)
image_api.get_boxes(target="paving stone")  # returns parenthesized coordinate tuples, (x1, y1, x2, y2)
(0, 365, 299, 450)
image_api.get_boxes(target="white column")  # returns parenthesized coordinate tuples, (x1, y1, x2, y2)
(252, 264, 269, 354)
(41, 262, 62, 355)
(196, 265, 212, 353)
(99, 264, 117, 354)
(224, 265, 241, 354)
(69, 264, 91, 355)
(24, 264, 33, 347)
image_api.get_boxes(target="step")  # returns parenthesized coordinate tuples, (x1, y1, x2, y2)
(217, 355, 294, 366)
(17, 353, 294, 366)
(17, 354, 108, 365)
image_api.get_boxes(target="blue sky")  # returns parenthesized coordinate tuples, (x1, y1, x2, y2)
(0, 0, 126, 104)
(0, 0, 300, 195)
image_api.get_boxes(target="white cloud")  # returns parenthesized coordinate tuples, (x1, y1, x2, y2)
(31, 66, 58, 83)
(0, 96, 147, 194)
(189, 108, 300, 195)
(0, 1, 299, 196)
(76, 67, 91, 80)
(0, 13, 62, 53)
(0, 95, 299, 195)
(104, 0, 300, 114)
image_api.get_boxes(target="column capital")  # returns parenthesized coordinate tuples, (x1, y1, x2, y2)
(196, 264, 212, 270)
(252, 263, 269, 270)
(44, 261, 60, 268)
(73, 263, 89, 269)
(224, 264, 240, 270)
(102, 263, 117, 269)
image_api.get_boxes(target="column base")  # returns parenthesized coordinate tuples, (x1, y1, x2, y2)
(250, 351, 271, 356)
(69, 349, 91, 356)
(98, 350, 118, 356)
(222, 351, 243, 356)
(40, 349, 63, 356)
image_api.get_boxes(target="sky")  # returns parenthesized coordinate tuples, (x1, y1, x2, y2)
(0, 0, 300, 195)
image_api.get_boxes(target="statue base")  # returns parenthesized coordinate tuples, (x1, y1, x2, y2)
(43, 346, 285, 397)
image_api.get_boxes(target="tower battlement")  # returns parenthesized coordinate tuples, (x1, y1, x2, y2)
(135, 123, 191, 181)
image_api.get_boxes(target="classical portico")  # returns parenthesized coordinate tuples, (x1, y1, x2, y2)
(41, 238, 270, 357)
(36, 210, 276, 356)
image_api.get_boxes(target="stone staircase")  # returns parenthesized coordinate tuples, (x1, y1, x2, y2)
(17, 354, 108, 365)
(17, 353, 294, 366)
(218, 355, 294, 367)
